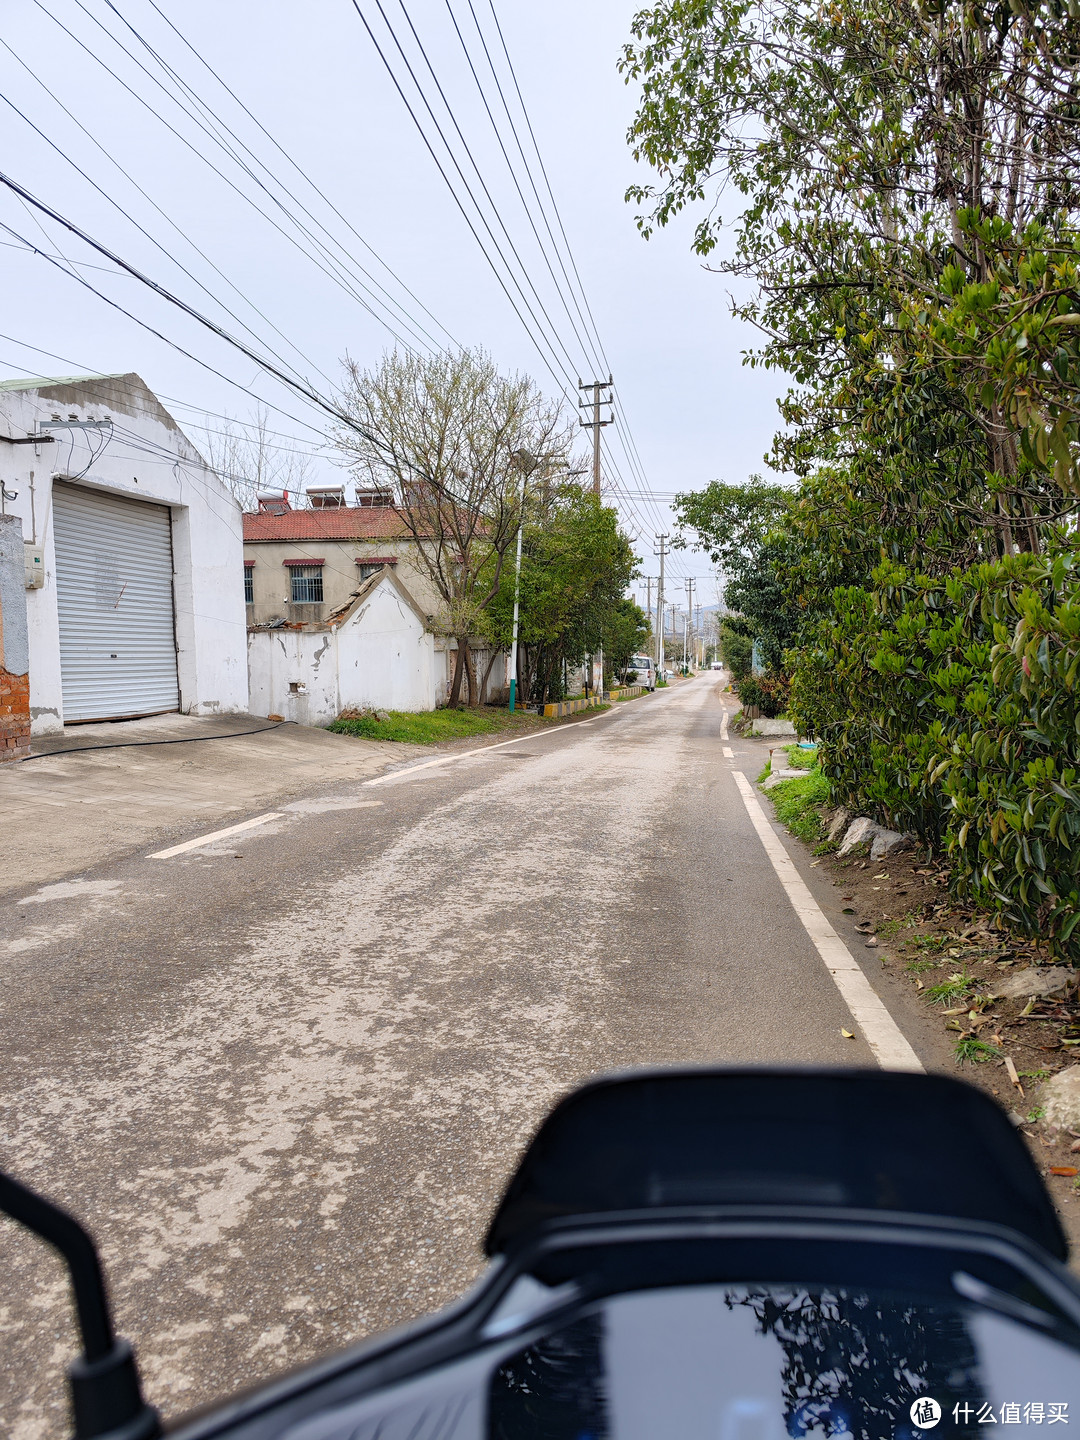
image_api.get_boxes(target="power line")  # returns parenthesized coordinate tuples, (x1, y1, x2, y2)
(0, 180, 374, 439)
(29, 0, 432, 353)
(134, 0, 461, 351)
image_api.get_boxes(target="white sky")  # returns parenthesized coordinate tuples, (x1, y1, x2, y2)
(0, 0, 785, 601)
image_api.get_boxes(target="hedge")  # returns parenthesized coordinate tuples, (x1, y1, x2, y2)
(790, 551, 1080, 959)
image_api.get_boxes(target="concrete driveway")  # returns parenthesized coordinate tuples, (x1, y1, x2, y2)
(0, 714, 423, 897)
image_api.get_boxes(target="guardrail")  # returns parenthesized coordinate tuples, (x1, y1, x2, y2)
(609, 685, 645, 702)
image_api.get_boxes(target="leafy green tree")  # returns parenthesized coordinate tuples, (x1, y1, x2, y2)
(482, 483, 638, 707)
(621, 0, 1080, 561)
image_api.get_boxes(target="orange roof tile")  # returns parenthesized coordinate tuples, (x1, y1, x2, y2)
(242, 507, 409, 542)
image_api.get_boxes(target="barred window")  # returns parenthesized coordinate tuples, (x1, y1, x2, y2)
(244, 567, 254, 605)
(290, 565, 323, 604)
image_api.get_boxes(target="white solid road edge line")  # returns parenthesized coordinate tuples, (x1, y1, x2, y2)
(149, 812, 284, 859)
(732, 771, 923, 1072)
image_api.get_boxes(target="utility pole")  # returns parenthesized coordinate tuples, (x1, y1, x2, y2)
(643, 577, 655, 639)
(654, 536, 669, 678)
(578, 376, 613, 497)
(684, 578, 696, 671)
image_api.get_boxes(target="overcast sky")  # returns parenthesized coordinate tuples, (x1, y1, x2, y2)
(0, 0, 786, 599)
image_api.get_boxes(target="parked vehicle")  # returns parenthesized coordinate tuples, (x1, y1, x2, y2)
(710, 661, 723, 670)
(626, 653, 656, 690)
(3, 1067, 1078, 1440)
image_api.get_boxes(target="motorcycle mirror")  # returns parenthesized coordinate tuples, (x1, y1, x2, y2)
(0, 1167, 160, 1440)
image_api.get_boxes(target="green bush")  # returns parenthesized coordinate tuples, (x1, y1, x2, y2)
(791, 551, 1080, 959)
(719, 624, 753, 681)
(737, 673, 790, 718)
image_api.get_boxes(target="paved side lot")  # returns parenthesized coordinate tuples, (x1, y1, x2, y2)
(0, 715, 421, 897)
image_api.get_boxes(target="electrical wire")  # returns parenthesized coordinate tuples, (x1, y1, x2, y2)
(0, 188, 373, 439)
(0, 82, 332, 395)
(29, 0, 428, 354)
(85, 0, 447, 356)
(126, 0, 462, 351)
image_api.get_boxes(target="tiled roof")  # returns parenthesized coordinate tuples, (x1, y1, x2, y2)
(242, 506, 409, 542)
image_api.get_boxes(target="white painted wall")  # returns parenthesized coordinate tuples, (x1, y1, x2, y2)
(248, 570, 435, 725)
(0, 373, 247, 733)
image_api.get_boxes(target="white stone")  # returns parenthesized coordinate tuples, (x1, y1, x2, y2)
(870, 827, 908, 860)
(837, 816, 876, 856)
(827, 807, 852, 843)
(987, 966, 1074, 1002)
(1036, 1067, 1080, 1131)
(836, 815, 911, 859)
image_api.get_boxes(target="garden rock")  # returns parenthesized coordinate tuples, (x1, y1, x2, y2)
(836, 816, 910, 860)
(1036, 1067, 1080, 1132)
(826, 807, 852, 844)
(987, 965, 1073, 1002)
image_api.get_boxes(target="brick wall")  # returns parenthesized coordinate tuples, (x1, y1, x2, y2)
(0, 666, 30, 759)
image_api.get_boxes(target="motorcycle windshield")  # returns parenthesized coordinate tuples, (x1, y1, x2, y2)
(283, 1281, 1080, 1440)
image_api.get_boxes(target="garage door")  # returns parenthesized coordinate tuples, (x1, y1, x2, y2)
(53, 482, 179, 722)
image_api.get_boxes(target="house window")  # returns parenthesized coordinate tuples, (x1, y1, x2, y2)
(290, 565, 323, 604)
(244, 566, 254, 605)
(357, 562, 383, 581)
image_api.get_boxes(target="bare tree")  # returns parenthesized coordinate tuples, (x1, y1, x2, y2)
(196, 408, 316, 511)
(332, 348, 572, 706)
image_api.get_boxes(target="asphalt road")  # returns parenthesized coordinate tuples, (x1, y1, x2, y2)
(0, 676, 931, 1436)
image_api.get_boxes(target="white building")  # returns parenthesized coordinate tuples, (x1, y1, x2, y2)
(247, 565, 436, 726)
(0, 372, 248, 734)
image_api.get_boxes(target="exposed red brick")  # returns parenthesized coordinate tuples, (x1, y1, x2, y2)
(0, 667, 30, 761)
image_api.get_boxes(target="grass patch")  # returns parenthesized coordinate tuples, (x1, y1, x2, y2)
(911, 933, 950, 954)
(784, 743, 818, 770)
(904, 958, 939, 974)
(329, 707, 538, 745)
(954, 1034, 1003, 1065)
(879, 910, 919, 941)
(1018, 1068, 1051, 1083)
(924, 972, 977, 1006)
(757, 761, 772, 783)
(766, 768, 831, 844)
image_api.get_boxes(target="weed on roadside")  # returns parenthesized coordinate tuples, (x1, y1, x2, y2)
(954, 1034, 1002, 1064)
(330, 707, 543, 745)
(757, 762, 772, 783)
(783, 744, 818, 770)
(924, 972, 977, 1006)
(905, 959, 938, 974)
(767, 769, 831, 844)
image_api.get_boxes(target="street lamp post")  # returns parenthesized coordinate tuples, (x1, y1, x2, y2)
(508, 450, 539, 713)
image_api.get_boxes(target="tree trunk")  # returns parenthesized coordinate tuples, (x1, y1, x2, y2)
(464, 643, 478, 708)
(448, 641, 467, 708)
(480, 647, 500, 705)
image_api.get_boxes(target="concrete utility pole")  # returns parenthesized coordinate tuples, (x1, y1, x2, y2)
(654, 536, 669, 678)
(684, 578, 696, 671)
(578, 377, 613, 497)
(642, 577, 656, 641)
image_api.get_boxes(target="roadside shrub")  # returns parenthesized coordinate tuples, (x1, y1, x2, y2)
(737, 673, 789, 717)
(790, 551, 1080, 959)
(719, 623, 753, 681)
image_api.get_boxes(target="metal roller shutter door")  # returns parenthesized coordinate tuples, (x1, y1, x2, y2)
(53, 482, 179, 722)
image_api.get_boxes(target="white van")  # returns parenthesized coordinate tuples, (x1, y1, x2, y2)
(628, 654, 657, 690)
